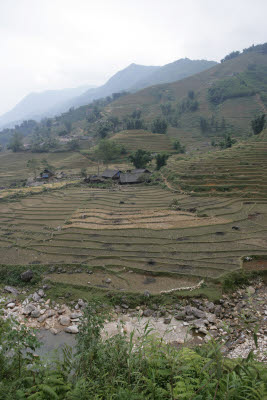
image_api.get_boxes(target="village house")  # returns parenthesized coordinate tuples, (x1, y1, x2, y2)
(101, 169, 121, 180)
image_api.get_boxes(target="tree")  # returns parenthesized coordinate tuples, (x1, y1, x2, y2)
(64, 120, 72, 134)
(26, 158, 40, 178)
(151, 118, 168, 134)
(67, 139, 80, 151)
(219, 134, 236, 149)
(251, 114, 265, 135)
(173, 140, 185, 153)
(155, 153, 169, 170)
(129, 149, 152, 169)
(95, 140, 124, 165)
(8, 132, 24, 152)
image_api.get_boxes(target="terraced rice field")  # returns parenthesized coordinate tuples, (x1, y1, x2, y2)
(112, 130, 174, 153)
(1, 185, 266, 288)
(0, 151, 90, 187)
(164, 141, 267, 198)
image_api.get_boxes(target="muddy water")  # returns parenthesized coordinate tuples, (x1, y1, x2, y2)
(36, 329, 77, 357)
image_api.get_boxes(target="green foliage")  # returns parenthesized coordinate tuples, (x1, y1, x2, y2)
(0, 302, 266, 399)
(94, 140, 125, 164)
(8, 132, 24, 152)
(67, 139, 80, 151)
(219, 134, 236, 149)
(221, 50, 240, 63)
(151, 118, 168, 134)
(251, 114, 266, 135)
(155, 153, 169, 170)
(129, 149, 152, 168)
(172, 140, 185, 153)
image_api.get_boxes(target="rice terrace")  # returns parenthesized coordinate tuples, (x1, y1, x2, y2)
(0, 171, 266, 294)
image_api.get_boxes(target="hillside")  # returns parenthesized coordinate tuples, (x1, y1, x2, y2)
(131, 58, 217, 90)
(0, 85, 94, 129)
(163, 136, 267, 199)
(107, 49, 267, 146)
(0, 58, 216, 131)
(72, 58, 217, 108)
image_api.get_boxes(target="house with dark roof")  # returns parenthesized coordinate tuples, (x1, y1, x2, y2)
(40, 169, 54, 180)
(131, 169, 151, 174)
(102, 169, 121, 179)
(84, 175, 104, 183)
(119, 173, 142, 184)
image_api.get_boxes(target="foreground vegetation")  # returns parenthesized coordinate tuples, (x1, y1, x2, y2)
(0, 302, 266, 400)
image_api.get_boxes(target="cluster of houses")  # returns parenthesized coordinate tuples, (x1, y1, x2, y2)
(86, 168, 151, 185)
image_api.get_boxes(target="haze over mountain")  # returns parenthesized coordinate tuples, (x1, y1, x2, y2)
(0, 58, 217, 129)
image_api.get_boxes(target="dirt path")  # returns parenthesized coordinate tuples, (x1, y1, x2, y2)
(255, 93, 267, 114)
(160, 172, 182, 192)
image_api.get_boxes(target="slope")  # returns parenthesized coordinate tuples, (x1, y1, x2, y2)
(163, 137, 267, 199)
(107, 49, 267, 146)
(0, 85, 94, 129)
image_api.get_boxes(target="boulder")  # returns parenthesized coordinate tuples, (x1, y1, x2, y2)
(6, 302, 16, 309)
(32, 292, 41, 302)
(50, 328, 58, 335)
(37, 315, 48, 323)
(4, 286, 18, 296)
(37, 289, 45, 297)
(191, 307, 206, 319)
(20, 270, 33, 282)
(59, 315, 70, 326)
(164, 317, 172, 324)
(206, 313, 216, 324)
(47, 310, 56, 318)
(247, 286, 255, 295)
(70, 312, 82, 319)
(174, 311, 186, 320)
(64, 325, 79, 334)
(143, 309, 153, 317)
(31, 309, 41, 318)
(23, 303, 36, 315)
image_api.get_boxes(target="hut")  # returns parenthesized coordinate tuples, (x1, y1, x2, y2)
(131, 169, 151, 174)
(40, 169, 54, 180)
(119, 173, 142, 185)
(84, 175, 104, 184)
(102, 169, 121, 180)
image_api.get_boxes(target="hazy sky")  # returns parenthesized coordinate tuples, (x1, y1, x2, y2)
(1, 0, 267, 115)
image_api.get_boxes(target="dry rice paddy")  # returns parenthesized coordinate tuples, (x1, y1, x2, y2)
(1, 184, 266, 290)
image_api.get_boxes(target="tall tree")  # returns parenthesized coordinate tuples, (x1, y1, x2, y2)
(8, 132, 24, 152)
(251, 114, 265, 135)
(129, 149, 152, 169)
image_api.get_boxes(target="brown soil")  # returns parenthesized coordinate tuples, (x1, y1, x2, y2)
(243, 259, 267, 271)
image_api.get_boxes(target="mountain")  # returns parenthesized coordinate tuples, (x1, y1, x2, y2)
(107, 47, 267, 148)
(0, 58, 217, 130)
(69, 59, 217, 108)
(131, 58, 217, 90)
(70, 63, 160, 108)
(0, 85, 94, 129)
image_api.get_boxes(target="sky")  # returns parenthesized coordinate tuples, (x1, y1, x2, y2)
(0, 0, 267, 115)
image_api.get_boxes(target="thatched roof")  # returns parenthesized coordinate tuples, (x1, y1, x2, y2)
(102, 169, 120, 179)
(119, 173, 141, 184)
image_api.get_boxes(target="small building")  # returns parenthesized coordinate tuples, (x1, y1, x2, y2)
(119, 173, 143, 185)
(40, 169, 54, 180)
(102, 169, 121, 180)
(84, 175, 104, 184)
(131, 169, 151, 174)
